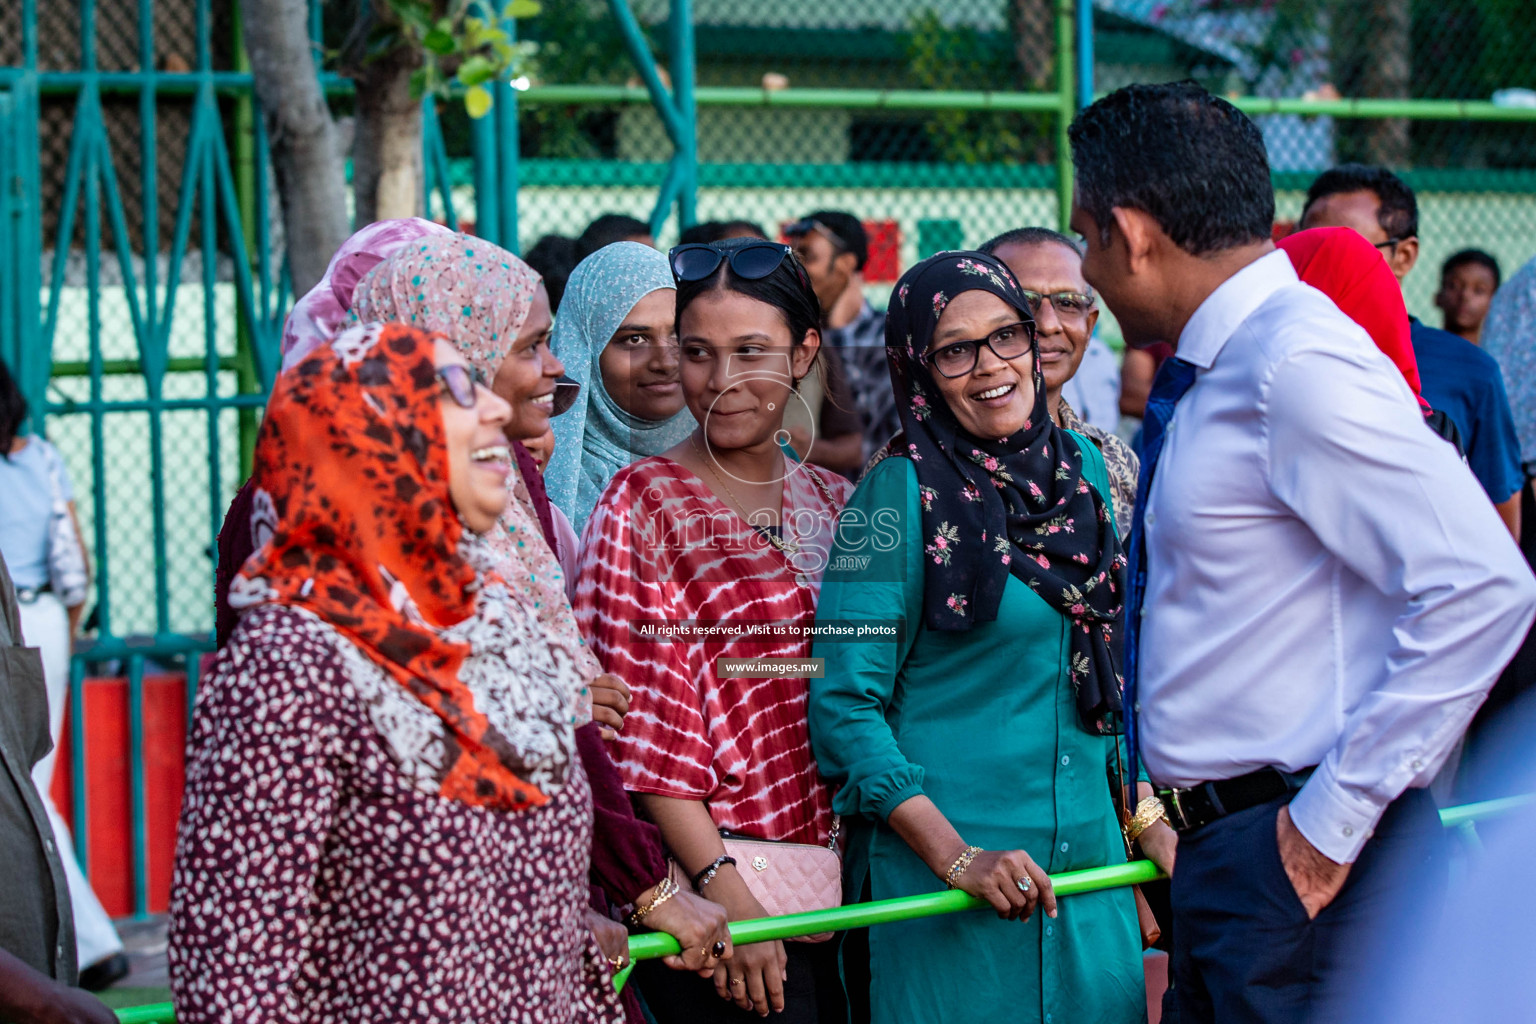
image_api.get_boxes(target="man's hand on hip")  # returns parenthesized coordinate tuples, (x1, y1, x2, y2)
(1276, 804, 1351, 919)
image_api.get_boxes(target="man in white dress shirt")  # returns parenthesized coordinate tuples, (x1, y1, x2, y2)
(1068, 82, 1536, 1022)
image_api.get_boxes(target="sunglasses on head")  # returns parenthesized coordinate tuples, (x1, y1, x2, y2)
(784, 217, 851, 255)
(669, 241, 810, 290)
(435, 364, 488, 409)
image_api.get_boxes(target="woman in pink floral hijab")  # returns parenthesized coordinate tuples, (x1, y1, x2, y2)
(279, 217, 453, 372)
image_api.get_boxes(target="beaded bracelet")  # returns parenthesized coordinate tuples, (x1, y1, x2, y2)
(627, 875, 680, 926)
(692, 855, 738, 891)
(945, 845, 983, 890)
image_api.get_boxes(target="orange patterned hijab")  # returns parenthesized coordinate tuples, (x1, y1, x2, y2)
(229, 322, 584, 811)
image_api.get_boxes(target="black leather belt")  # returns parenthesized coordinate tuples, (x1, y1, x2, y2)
(14, 584, 52, 605)
(1157, 766, 1314, 835)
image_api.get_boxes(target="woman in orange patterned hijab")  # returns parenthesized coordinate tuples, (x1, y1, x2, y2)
(229, 321, 588, 809)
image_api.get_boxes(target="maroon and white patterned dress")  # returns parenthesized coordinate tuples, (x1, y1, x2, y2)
(168, 605, 624, 1024)
(573, 455, 852, 846)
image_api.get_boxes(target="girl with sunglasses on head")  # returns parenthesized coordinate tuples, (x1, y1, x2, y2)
(574, 237, 853, 1023)
(808, 252, 1148, 1024)
(349, 234, 735, 1020)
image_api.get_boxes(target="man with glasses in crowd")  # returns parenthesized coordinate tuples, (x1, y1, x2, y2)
(982, 226, 1139, 539)
(1300, 165, 1524, 539)
(787, 212, 899, 465)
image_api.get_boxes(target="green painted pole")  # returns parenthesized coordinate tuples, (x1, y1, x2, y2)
(1437, 793, 1534, 828)
(1054, 0, 1075, 232)
(231, 0, 261, 475)
(494, 1, 519, 252)
(106, 791, 1536, 1022)
(20, 71, 1536, 124)
(668, 0, 697, 231)
(523, 84, 1066, 113)
(606, 0, 686, 147)
(628, 860, 1162, 962)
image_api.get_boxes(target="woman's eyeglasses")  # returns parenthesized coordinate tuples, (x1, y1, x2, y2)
(924, 321, 1036, 379)
(435, 364, 487, 409)
(669, 242, 809, 290)
(1020, 289, 1095, 320)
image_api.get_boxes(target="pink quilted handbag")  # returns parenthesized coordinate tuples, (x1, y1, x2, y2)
(671, 817, 843, 942)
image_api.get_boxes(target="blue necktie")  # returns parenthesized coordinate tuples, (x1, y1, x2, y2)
(1124, 357, 1198, 788)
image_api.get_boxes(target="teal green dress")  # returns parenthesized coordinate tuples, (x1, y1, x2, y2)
(809, 437, 1145, 1024)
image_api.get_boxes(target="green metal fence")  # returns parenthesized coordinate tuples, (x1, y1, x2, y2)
(3, 0, 1536, 920)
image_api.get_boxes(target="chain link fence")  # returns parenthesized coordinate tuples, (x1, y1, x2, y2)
(8, 0, 1536, 641)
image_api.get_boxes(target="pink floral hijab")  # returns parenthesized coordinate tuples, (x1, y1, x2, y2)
(350, 233, 605, 686)
(279, 218, 453, 372)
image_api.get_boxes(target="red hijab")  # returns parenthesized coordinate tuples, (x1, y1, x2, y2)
(1278, 226, 1427, 408)
(228, 322, 583, 811)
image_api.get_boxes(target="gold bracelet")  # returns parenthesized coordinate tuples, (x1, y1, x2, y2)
(1123, 797, 1167, 844)
(944, 845, 982, 889)
(627, 876, 680, 926)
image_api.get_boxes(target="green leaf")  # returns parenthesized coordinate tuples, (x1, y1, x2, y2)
(408, 67, 431, 100)
(507, 0, 541, 18)
(423, 27, 456, 55)
(456, 54, 497, 87)
(464, 84, 493, 119)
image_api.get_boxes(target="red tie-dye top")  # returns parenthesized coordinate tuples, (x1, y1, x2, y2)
(573, 455, 852, 846)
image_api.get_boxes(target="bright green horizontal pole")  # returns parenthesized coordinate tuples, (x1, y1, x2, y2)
(520, 84, 1065, 112)
(49, 357, 240, 377)
(1436, 792, 1534, 828)
(628, 860, 1162, 961)
(112, 797, 1536, 1019)
(1230, 96, 1536, 122)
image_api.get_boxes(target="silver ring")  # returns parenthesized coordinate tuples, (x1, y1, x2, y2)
(1016, 876, 1031, 893)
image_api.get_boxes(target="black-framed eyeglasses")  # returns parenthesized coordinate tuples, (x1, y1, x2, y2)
(924, 321, 1037, 378)
(1020, 289, 1095, 320)
(669, 241, 807, 288)
(1373, 238, 1407, 253)
(784, 217, 850, 255)
(435, 364, 487, 409)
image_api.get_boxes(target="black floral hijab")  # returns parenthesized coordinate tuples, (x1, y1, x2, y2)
(886, 251, 1126, 735)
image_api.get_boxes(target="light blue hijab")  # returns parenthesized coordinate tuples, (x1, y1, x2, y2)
(547, 242, 697, 533)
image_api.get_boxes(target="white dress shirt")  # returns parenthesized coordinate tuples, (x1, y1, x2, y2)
(1138, 250, 1536, 863)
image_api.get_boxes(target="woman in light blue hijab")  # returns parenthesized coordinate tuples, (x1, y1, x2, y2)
(548, 241, 697, 533)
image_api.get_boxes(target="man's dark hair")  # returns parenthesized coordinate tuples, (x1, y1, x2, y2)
(1441, 248, 1501, 290)
(575, 213, 651, 261)
(674, 237, 822, 352)
(980, 226, 1083, 258)
(789, 210, 868, 271)
(679, 220, 770, 245)
(1068, 81, 1274, 255)
(523, 234, 579, 313)
(1302, 164, 1418, 241)
(719, 220, 768, 240)
(0, 358, 27, 459)
(679, 221, 724, 245)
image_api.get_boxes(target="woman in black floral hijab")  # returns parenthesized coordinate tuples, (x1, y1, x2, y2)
(808, 251, 1143, 1024)
(884, 250, 1126, 733)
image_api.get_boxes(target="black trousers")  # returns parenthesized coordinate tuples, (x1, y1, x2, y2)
(1169, 787, 1448, 1024)
(634, 940, 845, 1024)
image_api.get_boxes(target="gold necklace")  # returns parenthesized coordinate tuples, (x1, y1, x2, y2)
(690, 435, 800, 557)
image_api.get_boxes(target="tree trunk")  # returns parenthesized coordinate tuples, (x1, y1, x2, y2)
(1333, 0, 1411, 166)
(351, 49, 425, 225)
(239, 0, 350, 295)
(1008, 0, 1055, 92)
(1359, 0, 1411, 165)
